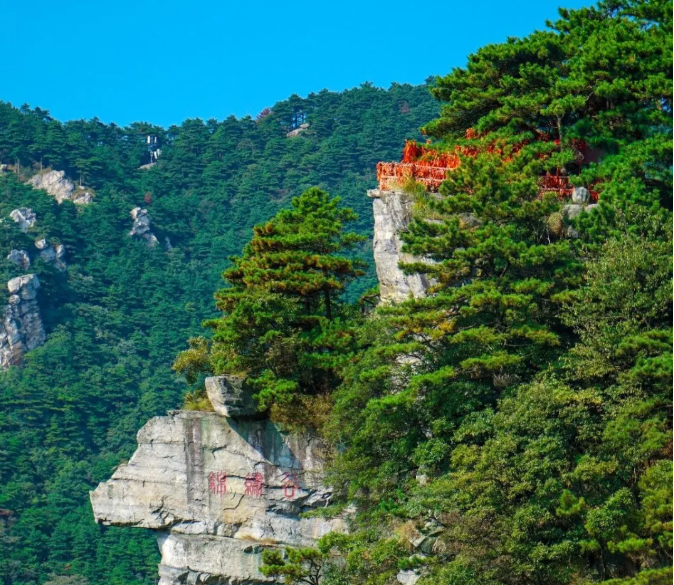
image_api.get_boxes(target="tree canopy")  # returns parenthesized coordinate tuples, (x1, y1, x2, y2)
(317, 1, 673, 584)
(175, 187, 365, 417)
(0, 83, 436, 585)
(0, 0, 671, 583)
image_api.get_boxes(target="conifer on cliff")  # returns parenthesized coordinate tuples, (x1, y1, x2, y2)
(176, 187, 364, 417)
(327, 1, 672, 583)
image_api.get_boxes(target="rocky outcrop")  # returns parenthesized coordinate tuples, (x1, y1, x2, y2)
(10, 207, 36, 232)
(205, 376, 260, 418)
(368, 188, 431, 303)
(129, 207, 158, 246)
(35, 239, 67, 271)
(0, 275, 46, 369)
(27, 170, 92, 205)
(563, 187, 598, 238)
(90, 184, 441, 583)
(286, 123, 309, 138)
(90, 394, 345, 585)
(7, 250, 30, 270)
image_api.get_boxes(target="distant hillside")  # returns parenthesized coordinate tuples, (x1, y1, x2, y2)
(0, 83, 438, 585)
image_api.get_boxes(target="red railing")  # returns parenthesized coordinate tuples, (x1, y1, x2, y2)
(376, 138, 598, 200)
(376, 161, 451, 191)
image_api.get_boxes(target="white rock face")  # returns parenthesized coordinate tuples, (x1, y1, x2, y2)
(10, 208, 36, 232)
(397, 570, 421, 585)
(0, 275, 46, 369)
(368, 189, 431, 304)
(129, 207, 159, 246)
(35, 239, 67, 271)
(7, 249, 30, 270)
(286, 123, 309, 138)
(27, 170, 92, 205)
(91, 410, 345, 585)
(205, 375, 258, 418)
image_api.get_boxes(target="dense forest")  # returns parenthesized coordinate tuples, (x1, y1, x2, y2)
(0, 83, 437, 584)
(182, 0, 673, 584)
(1, 0, 672, 584)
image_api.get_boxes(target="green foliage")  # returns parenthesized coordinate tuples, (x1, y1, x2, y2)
(260, 547, 327, 585)
(0, 83, 436, 584)
(325, 1, 672, 584)
(176, 188, 365, 417)
(1, 2, 671, 583)
(182, 388, 214, 411)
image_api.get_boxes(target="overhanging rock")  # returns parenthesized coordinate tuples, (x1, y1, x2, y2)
(90, 411, 345, 584)
(205, 375, 259, 418)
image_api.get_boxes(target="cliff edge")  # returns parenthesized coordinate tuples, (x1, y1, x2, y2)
(90, 405, 344, 584)
(368, 188, 430, 303)
(90, 185, 427, 584)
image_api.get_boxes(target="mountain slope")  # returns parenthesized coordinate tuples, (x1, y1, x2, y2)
(0, 83, 437, 585)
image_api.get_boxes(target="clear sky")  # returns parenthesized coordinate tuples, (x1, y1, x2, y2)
(1, 0, 592, 127)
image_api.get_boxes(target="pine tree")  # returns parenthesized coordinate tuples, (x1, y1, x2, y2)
(177, 188, 365, 417)
(327, 1, 672, 583)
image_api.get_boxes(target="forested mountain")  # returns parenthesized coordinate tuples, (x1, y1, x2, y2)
(0, 83, 438, 585)
(177, 1, 672, 584)
(1, 0, 672, 583)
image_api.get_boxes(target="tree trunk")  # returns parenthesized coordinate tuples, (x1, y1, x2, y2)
(324, 289, 332, 320)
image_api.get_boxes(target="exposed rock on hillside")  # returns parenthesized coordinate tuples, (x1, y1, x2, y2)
(91, 185, 431, 583)
(0, 275, 46, 370)
(27, 170, 92, 204)
(35, 238, 66, 271)
(563, 187, 598, 238)
(286, 123, 309, 138)
(368, 188, 432, 303)
(7, 249, 30, 270)
(205, 375, 258, 418)
(91, 396, 344, 585)
(10, 208, 36, 232)
(129, 207, 158, 246)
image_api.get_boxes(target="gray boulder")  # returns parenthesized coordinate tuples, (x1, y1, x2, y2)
(7, 250, 30, 270)
(129, 207, 159, 246)
(571, 186, 590, 205)
(205, 375, 259, 418)
(35, 239, 66, 271)
(10, 208, 36, 232)
(0, 275, 46, 369)
(563, 204, 584, 221)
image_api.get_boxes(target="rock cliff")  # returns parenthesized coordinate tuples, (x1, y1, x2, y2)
(368, 188, 431, 303)
(91, 385, 344, 585)
(7, 249, 30, 270)
(27, 170, 92, 205)
(91, 185, 427, 583)
(35, 238, 67, 271)
(10, 207, 37, 232)
(0, 275, 46, 370)
(129, 207, 159, 246)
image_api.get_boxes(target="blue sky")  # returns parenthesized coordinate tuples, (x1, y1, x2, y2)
(1, 0, 592, 127)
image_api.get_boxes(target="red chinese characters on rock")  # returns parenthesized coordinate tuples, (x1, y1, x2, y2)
(208, 471, 227, 496)
(245, 473, 265, 498)
(281, 471, 300, 500)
